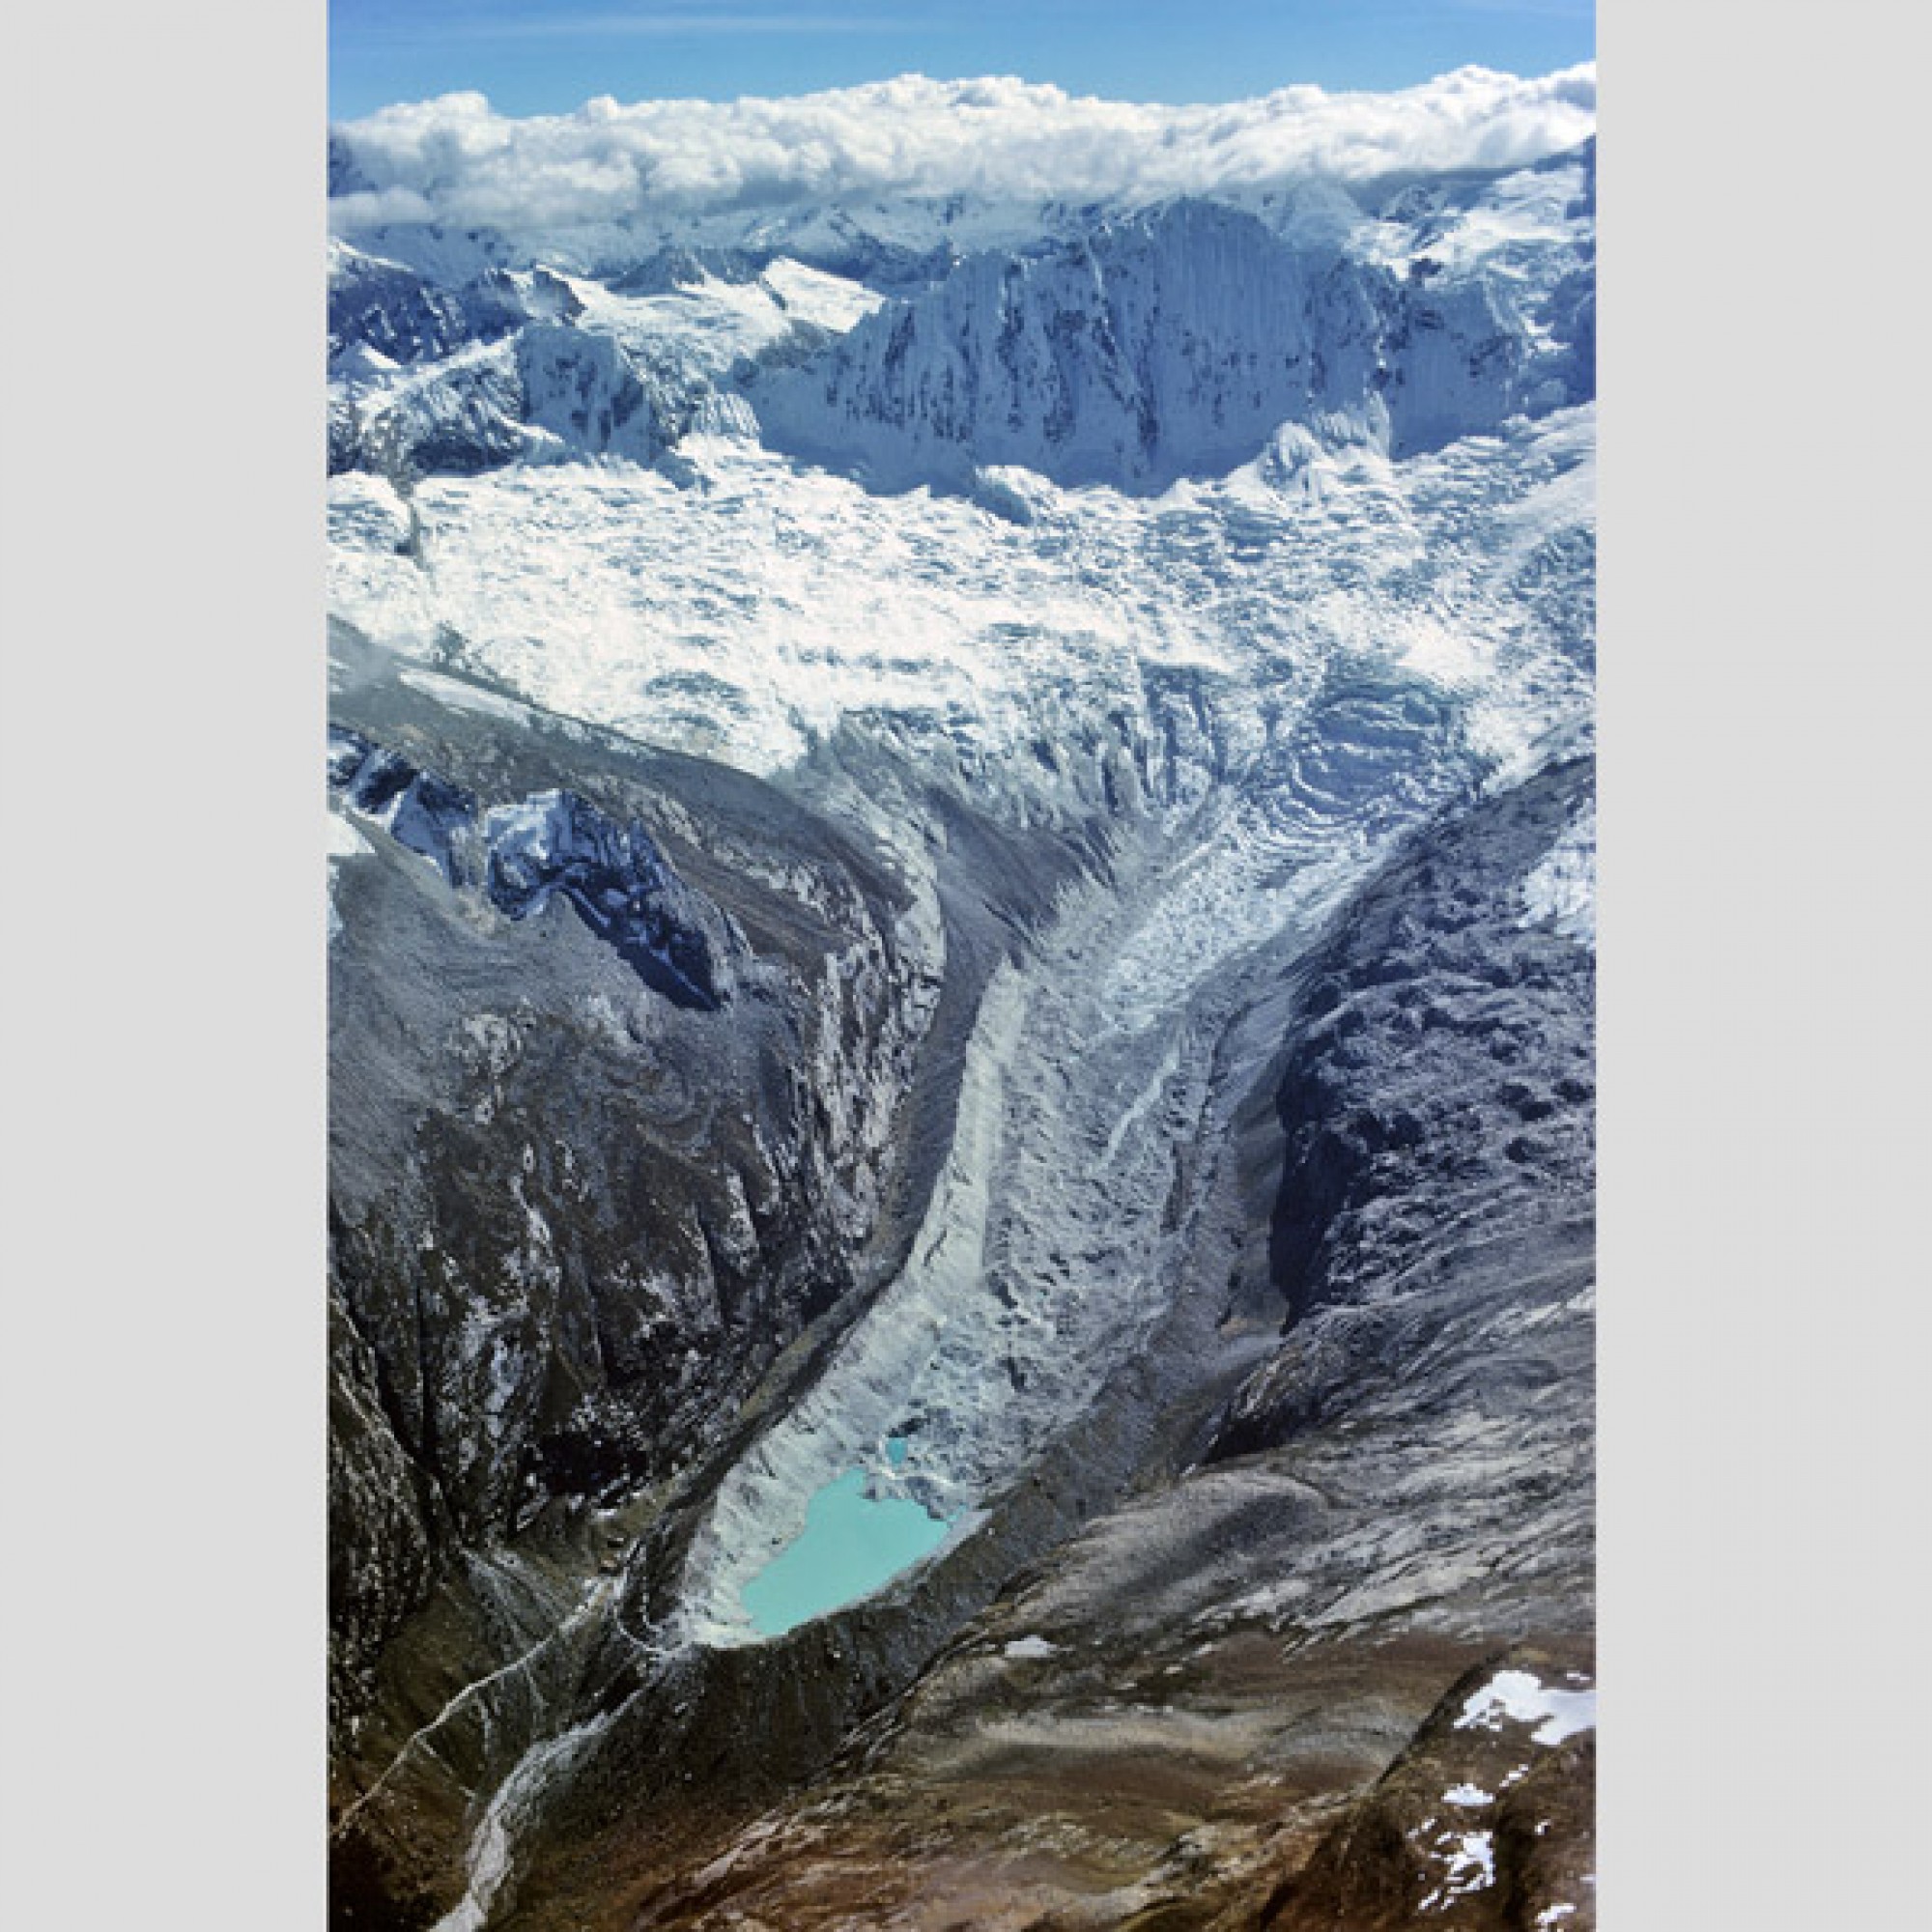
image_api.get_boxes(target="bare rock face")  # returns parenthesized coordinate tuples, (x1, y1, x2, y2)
(328, 302, 702, 480)
(328, 244, 531, 367)
(1215, 753, 1595, 1456)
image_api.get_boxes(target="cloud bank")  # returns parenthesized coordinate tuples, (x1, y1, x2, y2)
(329, 66, 1596, 234)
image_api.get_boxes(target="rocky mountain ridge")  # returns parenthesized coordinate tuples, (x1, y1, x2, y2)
(327, 145, 1593, 494)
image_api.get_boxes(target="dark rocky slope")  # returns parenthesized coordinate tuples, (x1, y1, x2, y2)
(326, 643, 1128, 1924)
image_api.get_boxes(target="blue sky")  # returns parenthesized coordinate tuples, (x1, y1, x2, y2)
(329, 1, 1594, 122)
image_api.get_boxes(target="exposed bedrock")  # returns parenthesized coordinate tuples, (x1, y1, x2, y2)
(1215, 752, 1595, 1457)
(329, 307, 708, 483)
(328, 244, 537, 369)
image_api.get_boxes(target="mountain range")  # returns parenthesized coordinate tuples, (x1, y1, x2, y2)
(326, 71, 1597, 1932)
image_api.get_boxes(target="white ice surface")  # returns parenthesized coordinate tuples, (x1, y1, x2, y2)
(329, 406, 1594, 784)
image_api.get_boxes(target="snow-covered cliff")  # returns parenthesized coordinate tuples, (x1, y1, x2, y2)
(753, 176, 1591, 489)
(327, 136, 1592, 490)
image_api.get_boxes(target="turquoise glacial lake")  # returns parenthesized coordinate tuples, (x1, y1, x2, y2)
(740, 1457, 951, 1637)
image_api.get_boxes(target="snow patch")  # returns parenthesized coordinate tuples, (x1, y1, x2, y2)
(327, 811, 373, 862)
(327, 809, 373, 940)
(1520, 800, 1596, 948)
(1004, 1635, 1060, 1661)
(1419, 1829, 1496, 1912)
(1456, 1669, 1597, 1746)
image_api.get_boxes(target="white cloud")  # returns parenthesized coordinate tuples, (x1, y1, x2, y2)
(329, 66, 1596, 235)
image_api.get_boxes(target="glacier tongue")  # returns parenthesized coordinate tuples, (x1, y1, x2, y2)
(672, 637, 1541, 1643)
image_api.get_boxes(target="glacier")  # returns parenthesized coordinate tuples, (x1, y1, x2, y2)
(327, 69, 1596, 1932)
